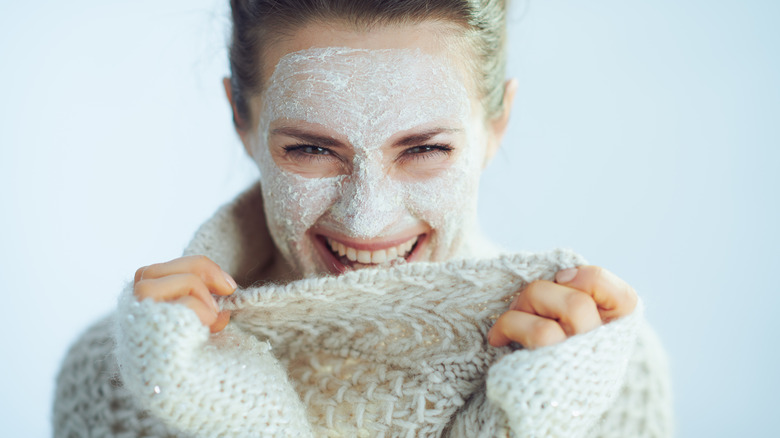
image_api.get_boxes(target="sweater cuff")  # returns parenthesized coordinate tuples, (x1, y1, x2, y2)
(114, 283, 313, 437)
(486, 300, 643, 438)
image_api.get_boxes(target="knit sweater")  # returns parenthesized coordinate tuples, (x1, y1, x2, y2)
(53, 183, 673, 437)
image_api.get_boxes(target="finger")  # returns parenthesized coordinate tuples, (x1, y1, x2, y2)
(488, 310, 567, 349)
(209, 310, 231, 334)
(134, 273, 219, 314)
(134, 255, 237, 296)
(511, 280, 601, 336)
(554, 265, 638, 321)
(134, 266, 149, 285)
(173, 295, 218, 327)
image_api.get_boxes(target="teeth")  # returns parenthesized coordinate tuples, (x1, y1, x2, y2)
(326, 236, 418, 265)
(357, 250, 372, 264)
(371, 250, 387, 264)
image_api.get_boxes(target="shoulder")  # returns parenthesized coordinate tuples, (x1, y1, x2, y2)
(53, 314, 182, 437)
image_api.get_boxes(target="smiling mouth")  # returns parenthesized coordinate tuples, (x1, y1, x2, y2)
(321, 235, 422, 270)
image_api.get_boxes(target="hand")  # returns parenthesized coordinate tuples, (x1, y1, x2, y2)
(488, 265, 638, 349)
(133, 255, 237, 333)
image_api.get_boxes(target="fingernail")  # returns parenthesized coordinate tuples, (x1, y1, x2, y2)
(555, 267, 578, 284)
(222, 270, 237, 290)
(211, 295, 220, 312)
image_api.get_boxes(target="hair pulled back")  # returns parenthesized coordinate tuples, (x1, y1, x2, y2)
(228, 0, 508, 129)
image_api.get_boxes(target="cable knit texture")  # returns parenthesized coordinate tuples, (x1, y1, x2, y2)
(53, 183, 673, 437)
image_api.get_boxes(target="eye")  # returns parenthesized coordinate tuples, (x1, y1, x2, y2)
(397, 144, 454, 164)
(284, 144, 331, 155)
(283, 144, 340, 163)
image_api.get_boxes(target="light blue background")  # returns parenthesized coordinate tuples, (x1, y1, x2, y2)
(1, 0, 777, 436)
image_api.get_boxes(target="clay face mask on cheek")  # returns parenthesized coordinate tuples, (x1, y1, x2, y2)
(250, 47, 486, 276)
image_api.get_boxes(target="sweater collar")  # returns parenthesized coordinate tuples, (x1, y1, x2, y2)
(182, 181, 277, 286)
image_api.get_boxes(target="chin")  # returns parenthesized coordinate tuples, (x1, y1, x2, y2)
(308, 230, 431, 275)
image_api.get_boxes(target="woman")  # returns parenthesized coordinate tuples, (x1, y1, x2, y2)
(53, 1, 672, 436)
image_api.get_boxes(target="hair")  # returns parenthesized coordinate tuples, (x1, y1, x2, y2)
(228, 0, 509, 130)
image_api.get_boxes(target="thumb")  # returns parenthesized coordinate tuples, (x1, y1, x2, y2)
(210, 310, 231, 333)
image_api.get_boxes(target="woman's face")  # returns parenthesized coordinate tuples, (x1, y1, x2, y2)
(239, 22, 508, 277)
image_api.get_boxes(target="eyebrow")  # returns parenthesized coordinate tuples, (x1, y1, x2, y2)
(393, 128, 462, 147)
(270, 127, 345, 147)
(270, 127, 462, 147)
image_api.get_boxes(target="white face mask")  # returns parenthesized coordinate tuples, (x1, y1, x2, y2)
(250, 47, 487, 277)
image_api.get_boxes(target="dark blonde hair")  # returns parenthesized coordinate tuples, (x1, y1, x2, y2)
(228, 0, 509, 129)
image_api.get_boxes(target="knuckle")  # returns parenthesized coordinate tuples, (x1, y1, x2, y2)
(189, 255, 221, 282)
(492, 312, 511, 332)
(187, 277, 213, 303)
(531, 319, 563, 346)
(190, 255, 216, 272)
(523, 280, 544, 299)
(591, 265, 606, 284)
(561, 293, 598, 331)
(510, 292, 526, 310)
(182, 272, 205, 291)
(490, 312, 516, 344)
(565, 292, 596, 316)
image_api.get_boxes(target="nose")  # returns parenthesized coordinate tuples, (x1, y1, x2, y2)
(328, 160, 404, 238)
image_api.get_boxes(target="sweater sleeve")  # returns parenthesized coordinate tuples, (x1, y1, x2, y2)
(589, 322, 674, 437)
(114, 283, 313, 437)
(484, 301, 646, 438)
(53, 315, 187, 437)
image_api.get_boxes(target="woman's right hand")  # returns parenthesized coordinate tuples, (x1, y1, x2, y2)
(133, 255, 237, 333)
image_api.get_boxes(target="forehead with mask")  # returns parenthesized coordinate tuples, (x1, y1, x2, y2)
(248, 46, 490, 277)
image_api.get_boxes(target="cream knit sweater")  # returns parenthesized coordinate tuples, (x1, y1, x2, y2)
(53, 183, 673, 437)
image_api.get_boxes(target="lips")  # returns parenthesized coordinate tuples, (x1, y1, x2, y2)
(315, 233, 424, 273)
(325, 235, 418, 264)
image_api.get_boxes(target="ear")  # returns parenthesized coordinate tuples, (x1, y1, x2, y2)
(483, 78, 518, 168)
(223, 77, 254, 157)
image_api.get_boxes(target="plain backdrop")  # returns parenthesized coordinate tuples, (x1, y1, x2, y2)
(1, 0, 778, 436)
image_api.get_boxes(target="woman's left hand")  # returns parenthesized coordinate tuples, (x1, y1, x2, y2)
(487, 265, 638, 349)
